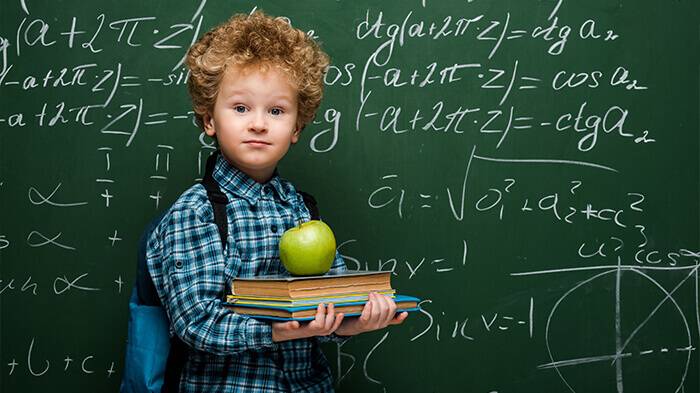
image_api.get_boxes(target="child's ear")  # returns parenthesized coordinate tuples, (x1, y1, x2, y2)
(203, 113, 216, 137)
(291, 127, 300, 144)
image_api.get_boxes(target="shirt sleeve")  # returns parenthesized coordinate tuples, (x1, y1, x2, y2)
(316, 250, 352, 344)
(147, 206, 276, 355)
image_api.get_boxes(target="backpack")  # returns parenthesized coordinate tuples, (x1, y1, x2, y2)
(120, 151, 319, 393)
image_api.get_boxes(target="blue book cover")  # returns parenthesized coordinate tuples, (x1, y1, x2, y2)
(226, 291, 396, 307)
(223, 294, 422, 322)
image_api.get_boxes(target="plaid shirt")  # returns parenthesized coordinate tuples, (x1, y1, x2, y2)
(147, 154, 347, 392)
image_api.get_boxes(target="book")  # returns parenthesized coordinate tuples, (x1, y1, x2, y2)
(231, 270, 392, 299)
(226, 290, 396, 307)
(223, 294, 421, 321)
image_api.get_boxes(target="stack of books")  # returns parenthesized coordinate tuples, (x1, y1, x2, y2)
(223, 270, 420, 321)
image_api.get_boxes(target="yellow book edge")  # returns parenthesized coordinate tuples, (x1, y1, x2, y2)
(228, 299, 419, 319)
(226, 289, 396, 304)
(226, 290, 395, 303)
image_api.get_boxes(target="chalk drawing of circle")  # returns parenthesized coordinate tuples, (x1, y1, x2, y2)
(543, 268, 693, 393)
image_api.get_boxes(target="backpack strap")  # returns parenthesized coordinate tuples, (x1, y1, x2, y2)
(161, 338, 186, 393)
(298, 190, 320, 220)
(201, 151, 229, 249)
(138, 152, 230, 307)
(162, 151, 229, 393)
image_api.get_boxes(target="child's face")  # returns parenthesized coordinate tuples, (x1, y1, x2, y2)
(203, 64, 300, 183)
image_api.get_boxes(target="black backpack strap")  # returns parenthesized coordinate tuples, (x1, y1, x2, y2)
(161, 151, 230, 393)
(201, 150, 229, 249)
(162, 337, 187, 393)
(298, 190, 320, 220)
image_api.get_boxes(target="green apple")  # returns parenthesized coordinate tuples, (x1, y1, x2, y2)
(279, 220, 336, 276)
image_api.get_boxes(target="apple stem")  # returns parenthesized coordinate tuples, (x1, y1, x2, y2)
(297, 219, 303, 228)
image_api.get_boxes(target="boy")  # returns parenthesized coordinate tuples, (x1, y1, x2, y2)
(146, 11, 408, 392)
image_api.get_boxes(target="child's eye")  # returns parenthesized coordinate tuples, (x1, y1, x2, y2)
(234, 105, 247, 113)
(270, 108, 283, 116)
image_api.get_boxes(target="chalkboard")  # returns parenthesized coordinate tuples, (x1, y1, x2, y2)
(1, 1, 698, 392)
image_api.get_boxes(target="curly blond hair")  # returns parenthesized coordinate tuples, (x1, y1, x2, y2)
(186, 11, 330, 132)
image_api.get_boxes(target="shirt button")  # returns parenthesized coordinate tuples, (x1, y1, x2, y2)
(261, 186, 270, 195)
(175, 260, 183, 269)
(270, 224, 278, 233)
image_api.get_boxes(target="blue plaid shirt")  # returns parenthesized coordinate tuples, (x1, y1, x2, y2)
(147, 154, 347, 392)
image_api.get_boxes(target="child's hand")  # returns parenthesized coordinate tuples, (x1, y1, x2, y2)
(271, 303, 345, 342)
(334, 292, 408, 337)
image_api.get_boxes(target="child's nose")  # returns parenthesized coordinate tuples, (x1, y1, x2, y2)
(248, 110, 267, 132)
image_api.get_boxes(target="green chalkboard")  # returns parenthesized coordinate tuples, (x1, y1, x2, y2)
(1, 1, 698, 392)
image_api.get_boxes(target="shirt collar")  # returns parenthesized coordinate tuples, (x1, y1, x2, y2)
(212, 153, 293, 205)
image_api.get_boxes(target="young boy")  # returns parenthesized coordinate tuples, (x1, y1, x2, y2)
(146, 11, 408, 392)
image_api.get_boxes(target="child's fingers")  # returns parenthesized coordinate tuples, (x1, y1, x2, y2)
(360, 294, 373, 322)
(312, 303, 327, 328)
(277, 320, 299, 330)
(377, 294, 396, 326)
(387, 297, 399, 325)
(371, 292, 390, 325)
(331, 313, 344, 332)
(271, 321, 301, 342)
(389, 311, 408, 325)
(323, 303, 336, 331)
(368, 293, 383, 325)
